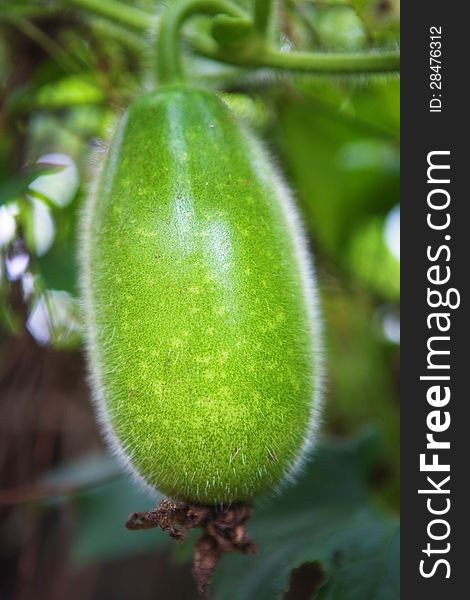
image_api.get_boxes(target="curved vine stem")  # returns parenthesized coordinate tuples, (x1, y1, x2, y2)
(156, 0, 248, 84)
(254, 0, 273, 39)
(268, 47, 399, 73)
(201, 43, 401, 74)
(68, 0, 153, 31)
(68, 0, 400, 76)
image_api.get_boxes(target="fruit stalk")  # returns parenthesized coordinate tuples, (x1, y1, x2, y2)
(253, 0, 273, 38)
(156, 0, 248, 84)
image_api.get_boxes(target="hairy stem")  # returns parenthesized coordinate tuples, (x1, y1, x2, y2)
(156, 0, 247, 84)
(67, 0, 400, 75)
(194, 36, 400, 73)
(260, 47, 400, 73)
(68, 0, 153, 31)
(253, 0, 273, 38)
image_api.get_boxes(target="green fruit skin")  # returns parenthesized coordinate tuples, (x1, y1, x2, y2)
(81, 86, 322, 504)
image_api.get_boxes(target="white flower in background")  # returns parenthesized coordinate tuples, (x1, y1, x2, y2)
(383, 310, 400, 344)
(29, 197, 55, 256)
(27, 289, 81, 347)
(384, 204, 400, 261)
(0, 204, 18, 247)
(5, 251, 29, 281)
(28, 152, 79, 208)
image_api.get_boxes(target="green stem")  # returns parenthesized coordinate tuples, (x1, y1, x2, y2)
(68, 0, 152, 31)
(195, 35, 400, 73)
(156, 0, 247, 84)
(253, 0, 273, 38)
(67, 0, 400, 75)
(259, 47, 400, 73)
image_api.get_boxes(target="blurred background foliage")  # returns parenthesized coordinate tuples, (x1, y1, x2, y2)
(0, 1, 399, 598)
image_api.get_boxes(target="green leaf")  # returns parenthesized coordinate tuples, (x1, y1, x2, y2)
(317, 526, 399, 599)
(212, 432, 399, 599)
(346, 216, 400, 300)
(38, 453, 170, 563)
(5, 75, 105, 114)
(42, 452, 121, 491)
(275, 84, 399, 265)
(211, 15, 254, 46)
(0, 163, 64, 206)
(37, 241, 78, 293)
(323, 289, 400, 504)
(36, 189, 81, 293)
(70, 474, 169, 563)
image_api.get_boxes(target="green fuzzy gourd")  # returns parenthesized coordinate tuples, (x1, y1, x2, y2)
(81, 86, 322, 504)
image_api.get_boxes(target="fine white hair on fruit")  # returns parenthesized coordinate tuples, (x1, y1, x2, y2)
(79, 112, 159, 500)
(79, 92, 324, 502)
(241, 126, 325, 495)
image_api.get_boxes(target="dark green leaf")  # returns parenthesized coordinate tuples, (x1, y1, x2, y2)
(0, 163, 64, 206)
(212, 432, 399, 600)
(70, 475, 169, 563)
